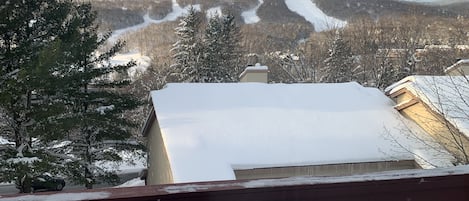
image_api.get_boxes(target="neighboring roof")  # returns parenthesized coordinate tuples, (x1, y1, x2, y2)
(239, 63, 268, 79)
(445, 59, 469, 74)
(150, 82, 453, 183)
(386, 75, 469, 137)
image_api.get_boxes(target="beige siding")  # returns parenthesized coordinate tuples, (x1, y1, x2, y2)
(399, 101, 469, 161)
(391, 89, 469, 162)
(235, 160, 419, 180)
(147, 118, 173, 185)
(394, 91, 414, 104)
(240, 72, 268, 83)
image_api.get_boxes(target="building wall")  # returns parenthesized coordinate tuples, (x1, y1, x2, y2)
(147, 118, 173, 185)
(394, 91, 414, 104)
(240, 71, 268, 83)
(234, 160, 419, 180)
(393, 92, 469, 162)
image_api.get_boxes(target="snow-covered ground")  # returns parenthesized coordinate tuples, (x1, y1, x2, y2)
(115, 178, 145, 188)
(108, 51, 151, 81)
(241, 0, 264, 24)
(0, 136, 13, 145)
(284, 0, 346, 32)
(95, 150, 146, 174)
(241, 0, 345, 31)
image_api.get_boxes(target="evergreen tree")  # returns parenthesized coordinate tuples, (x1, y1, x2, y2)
(170, 6, 203, 82)
(40, 3, 142, 189)
(171, 8, 242, 83)
(201, 14, 223, 82)
(0, 0, 75, 192)
(322, 30, 355, 83)
(1, 0, 142, 191)
(219, 11, 242, 80)
(202, 10, 242, 82)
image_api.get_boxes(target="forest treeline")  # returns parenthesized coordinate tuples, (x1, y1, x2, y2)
(125, 12, 469, 91)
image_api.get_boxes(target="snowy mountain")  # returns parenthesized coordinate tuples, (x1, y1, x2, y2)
(103, 0, 345, 41)
(96, 0, 469, 71)
(94, 0, 469, 35)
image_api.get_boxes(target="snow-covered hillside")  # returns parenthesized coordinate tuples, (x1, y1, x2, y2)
(109, 0, 201, 42)
(241, 0, 263, 24)
(285, 0, 346, 31)
(108, 0, 344, 43)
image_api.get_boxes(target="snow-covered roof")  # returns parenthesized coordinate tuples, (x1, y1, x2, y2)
(150, 82, 453, 183)
(244, 64, 268, 71)
(386, 75, 469, 137)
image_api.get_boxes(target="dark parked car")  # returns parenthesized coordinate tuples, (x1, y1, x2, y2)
(31, 173, 66, 192)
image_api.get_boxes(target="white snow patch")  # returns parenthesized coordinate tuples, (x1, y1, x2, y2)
(164, 184, 212, 193)
(28, 20, 37, 28)
(0, 136, 13, 145)
(284, 0, 346, 32)
(0, 192, 110, 201)
(7, 157, 41, 164)
(206, 6, 222, 19)
(109, 51, 151, 81)
(96, 105, 115, 115)
(51, 140, 72, 149)
(109, 0, 201, 42)
(241, 0, 264, 24)
(96, 150, 146, 174)
(115, 178, 145, 188)
(150, 82, 453, 184)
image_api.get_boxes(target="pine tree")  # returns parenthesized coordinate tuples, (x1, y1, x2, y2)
(201, 15, 223, 82)
(201, 10, 242, 83)
(1, 1, 142, 191)
(322, 30, 355, 83)
(171, 8, 242, 83)
(40, 3, 143, 189)
(218, 10, 242, 81)
(170, 6, 203, 82)
(0, 0, 75, 192)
